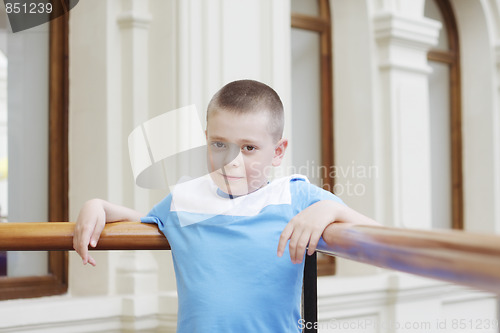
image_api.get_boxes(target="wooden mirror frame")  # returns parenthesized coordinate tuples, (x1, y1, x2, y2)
(0, 13, 69, 300)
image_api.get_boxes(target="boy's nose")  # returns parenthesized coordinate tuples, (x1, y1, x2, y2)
(221, 143, 241, 167)
(227, 151, 243, 168)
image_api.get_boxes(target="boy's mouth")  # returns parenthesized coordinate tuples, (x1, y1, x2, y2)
(219, 173, 244, 181)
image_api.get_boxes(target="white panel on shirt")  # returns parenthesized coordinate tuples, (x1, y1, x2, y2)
(171, 174, 309, 227)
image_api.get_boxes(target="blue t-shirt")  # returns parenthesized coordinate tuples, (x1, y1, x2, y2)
(142, 175, 343, 333)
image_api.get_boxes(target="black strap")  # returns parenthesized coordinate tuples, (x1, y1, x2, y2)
(302, 252, 318, 333)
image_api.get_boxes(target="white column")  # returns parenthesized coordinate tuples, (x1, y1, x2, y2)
(372, 3, 441, 229)
(115, 2, 159, 331)
(331, 0, 381, 276)
(117, 0, 152, 213)
(70, 0, 160, 312)
(115, 251, 160, 331)
(69, 0, 117, 296)
(496, 42, 500, 233)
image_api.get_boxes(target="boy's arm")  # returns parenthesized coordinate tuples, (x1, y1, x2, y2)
(73, 199, 144, 266)
(277, 200, 379, 264)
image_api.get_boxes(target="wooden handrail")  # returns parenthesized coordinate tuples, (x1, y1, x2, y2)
(0, 222, 499, 294)
(317, 224, 500, 294)
(0, 222, 170, 251)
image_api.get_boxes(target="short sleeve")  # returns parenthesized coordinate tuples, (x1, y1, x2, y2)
(141, 215, 162, 225)
(140, 194, 173, 230)
(290, 177, 344, 214)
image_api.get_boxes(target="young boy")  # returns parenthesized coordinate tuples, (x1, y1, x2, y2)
(73, 80, 378, 332)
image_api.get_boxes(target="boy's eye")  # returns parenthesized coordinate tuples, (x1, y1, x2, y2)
(211, 141, 226, 149)
(242, 145, 256, 152)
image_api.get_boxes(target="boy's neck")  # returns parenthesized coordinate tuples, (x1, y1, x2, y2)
(216, 181, 270, 199)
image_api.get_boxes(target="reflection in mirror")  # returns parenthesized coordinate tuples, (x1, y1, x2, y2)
(291, 0, 319, 17)
(429, 61, 452, 229)
(0, 5, 8, 277)
(0, 48, 6, 223)
(0, 4, 49, 277)
(291, 28, 322, 186)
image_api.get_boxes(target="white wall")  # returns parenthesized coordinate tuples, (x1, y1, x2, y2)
(0, 0, 499, 331)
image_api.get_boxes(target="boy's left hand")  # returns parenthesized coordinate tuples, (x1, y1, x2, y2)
(277, 200, 341, 264)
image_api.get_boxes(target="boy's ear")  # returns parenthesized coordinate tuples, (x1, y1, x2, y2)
(272, 138, 288, 167)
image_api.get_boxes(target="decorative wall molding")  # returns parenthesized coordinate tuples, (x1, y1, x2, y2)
(0, 293, 177, 332)
(371, 7, 440, 230)
(0, 276, 494, 332)
(374, 12, 441, 73)
(117, 12, 152, 30)
(317, 273, 497, 333)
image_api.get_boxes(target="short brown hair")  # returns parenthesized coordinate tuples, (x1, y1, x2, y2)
(207, 80, 284, 142)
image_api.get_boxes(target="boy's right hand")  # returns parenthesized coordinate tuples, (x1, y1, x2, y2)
(73, 199, 144, 266)
(73, 199, 107, 266)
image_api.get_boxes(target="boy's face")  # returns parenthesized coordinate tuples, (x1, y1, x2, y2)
(206, 109, 287, 196)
